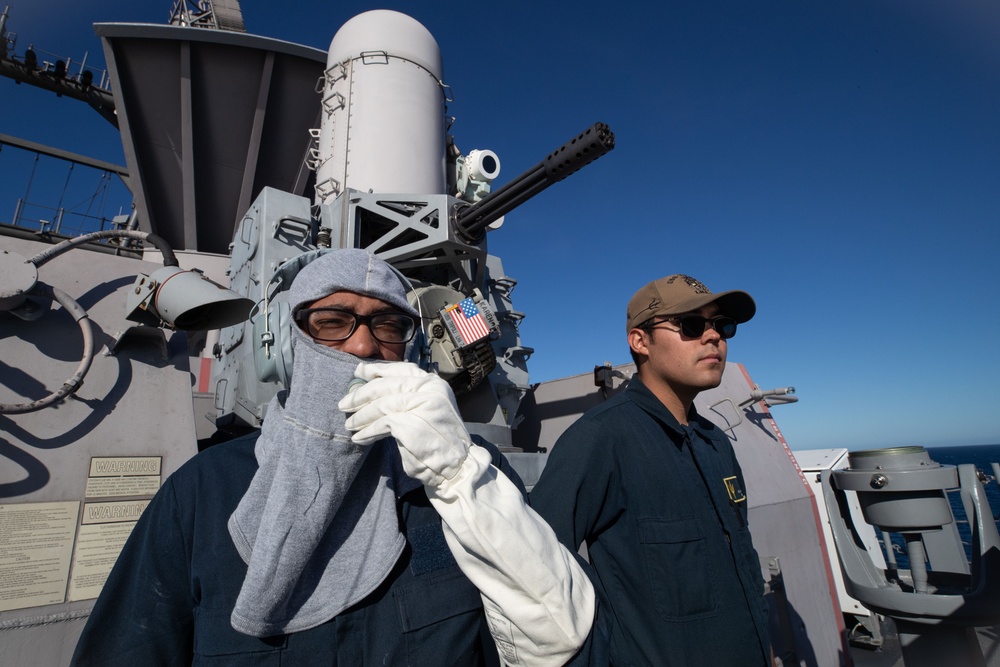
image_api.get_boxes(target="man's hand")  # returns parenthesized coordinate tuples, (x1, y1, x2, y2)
(338, 362, 470, 486)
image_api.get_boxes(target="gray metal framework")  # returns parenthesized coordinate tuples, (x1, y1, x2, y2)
(0, 7, 117, 125)
(169, 0, 246, 33)
(0, 134, 129, 180)
(95, 24, 327, 254)
(318, 191, 488, 295)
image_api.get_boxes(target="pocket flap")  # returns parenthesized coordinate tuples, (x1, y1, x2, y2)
(394, 569, 483, 632)
(639, 517, 706, 544)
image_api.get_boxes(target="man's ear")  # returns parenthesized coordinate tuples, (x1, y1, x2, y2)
(628, 328, 648, 358)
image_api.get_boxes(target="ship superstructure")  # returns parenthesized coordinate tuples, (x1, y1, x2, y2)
(3, 4, 999, 666)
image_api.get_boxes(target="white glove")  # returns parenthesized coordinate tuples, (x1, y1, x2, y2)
(340, 361, 595, 665)
(338, 362, 470, 486)
(431, 446, 595, 666)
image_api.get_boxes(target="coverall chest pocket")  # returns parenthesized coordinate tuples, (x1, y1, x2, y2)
(193, 607, 287, 665)
(395, 567, 488, 666)
(639, 517, 720, 621)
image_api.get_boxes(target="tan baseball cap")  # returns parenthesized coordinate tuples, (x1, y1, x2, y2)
(626, 274, 756, 332)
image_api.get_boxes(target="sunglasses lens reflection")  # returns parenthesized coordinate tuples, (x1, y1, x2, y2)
(678, 316, 737, 340)
(717, 319, 737, 339)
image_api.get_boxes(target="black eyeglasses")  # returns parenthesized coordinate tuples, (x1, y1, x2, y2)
(644, 315, 738, 340)
(294, 307, 418, 344)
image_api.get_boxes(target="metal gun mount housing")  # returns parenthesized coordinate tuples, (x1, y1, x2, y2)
(211, 186, 529, 445)
(211, 120, 614, 447)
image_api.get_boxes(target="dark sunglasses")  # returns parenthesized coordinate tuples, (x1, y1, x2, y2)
(294, 307, 418, 344)
(644, 315, 738, 340)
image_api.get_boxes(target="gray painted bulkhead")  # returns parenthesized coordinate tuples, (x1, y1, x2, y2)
(0, 235, 204, 665)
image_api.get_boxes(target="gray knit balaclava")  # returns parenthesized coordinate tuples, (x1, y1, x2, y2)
(288, 247, 418, 317)
(228, 248, 420, 637)
(287, 247, 420, 363)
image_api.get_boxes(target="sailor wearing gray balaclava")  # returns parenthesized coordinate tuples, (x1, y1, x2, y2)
(229, 248, 596, 664)
(228, 248, 419, 636)
(71, 248, 597, 666)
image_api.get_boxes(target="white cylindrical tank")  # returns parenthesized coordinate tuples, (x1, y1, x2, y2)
(314, 10, 446, 204)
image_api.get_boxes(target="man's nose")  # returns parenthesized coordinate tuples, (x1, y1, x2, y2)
(341, 323, 382, 359)
(702, 322, 722, 342)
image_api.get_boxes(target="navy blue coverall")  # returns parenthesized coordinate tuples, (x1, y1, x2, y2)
(72, 432, 590, 666)
(531, 377, 771, 667)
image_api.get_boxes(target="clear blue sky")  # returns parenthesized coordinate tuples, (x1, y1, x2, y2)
(2, 1, 999, 451)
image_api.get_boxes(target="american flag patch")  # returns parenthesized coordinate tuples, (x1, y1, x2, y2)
(445, 298, 491, 346)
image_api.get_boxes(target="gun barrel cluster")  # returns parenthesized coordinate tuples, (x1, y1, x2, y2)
(455, 122, 615, 237)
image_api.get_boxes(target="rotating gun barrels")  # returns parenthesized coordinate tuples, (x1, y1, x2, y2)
(454, 122, 615, 239)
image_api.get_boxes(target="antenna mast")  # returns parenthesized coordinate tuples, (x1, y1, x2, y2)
(169, 0, 246, 32)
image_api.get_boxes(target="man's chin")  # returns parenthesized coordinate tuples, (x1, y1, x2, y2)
(698, 371, 725, 390)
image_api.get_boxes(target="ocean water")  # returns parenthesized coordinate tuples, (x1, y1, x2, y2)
(869, 443, 1000, 570)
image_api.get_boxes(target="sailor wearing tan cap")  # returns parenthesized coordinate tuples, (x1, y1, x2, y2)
(531, 274, 772, 667)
